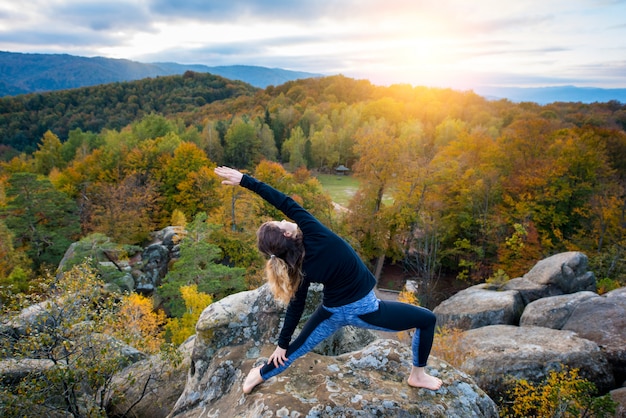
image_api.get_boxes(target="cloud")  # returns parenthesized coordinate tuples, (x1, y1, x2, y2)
(0, 0, 625, 88)
(53, 1, 153, 31)
(146, 0, 357, 21)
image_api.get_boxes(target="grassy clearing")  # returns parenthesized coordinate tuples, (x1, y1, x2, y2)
(315, 174, 360, 206)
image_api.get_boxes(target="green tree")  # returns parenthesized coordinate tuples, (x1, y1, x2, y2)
(1, 173, 80, 270)
(158, 212, 246, 317)
(223, 118, 261, 169)
(281, 126, 308, 170)
(33, 130, 64, 175)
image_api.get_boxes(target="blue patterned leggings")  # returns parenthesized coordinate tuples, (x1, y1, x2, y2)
(260, 290, 437, 380)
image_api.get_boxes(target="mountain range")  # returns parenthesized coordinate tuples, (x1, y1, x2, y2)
(0, 51, 321, 96)
(1, 50, 625, 104)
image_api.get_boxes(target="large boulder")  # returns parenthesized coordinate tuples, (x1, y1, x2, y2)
(519, 291, 599, 329)
(459, 325, 614, 400)
(433, 252, 596, 331)
(520, 251, 595, 295)
(169, 284, 498, 417)
(433, 284, 524, 330)
(562, 287, 626, 386)
(502, 251, 596, 306)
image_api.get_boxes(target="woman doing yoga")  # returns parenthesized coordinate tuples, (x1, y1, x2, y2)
(214, 166, 442, 394)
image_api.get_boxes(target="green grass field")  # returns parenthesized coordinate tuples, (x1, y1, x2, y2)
(315, 174, 360, 206)
(316, 174, 394, 207)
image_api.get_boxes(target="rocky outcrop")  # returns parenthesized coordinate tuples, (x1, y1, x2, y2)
(169, 284, 498, 417)
(434, 252, 596, 331)
(459, 325, 615, 399)
(107, 336, 195, 418)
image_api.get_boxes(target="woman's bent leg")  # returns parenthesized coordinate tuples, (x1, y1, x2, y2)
(357, 300, 441, 390)
(358, 300, 436, 367)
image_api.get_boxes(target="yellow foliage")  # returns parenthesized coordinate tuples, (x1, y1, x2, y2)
(397, 289, 420, 305)
(171, 209, 187, 228)
(431, 326, 471, 368)
(166, 285, 213, 346)
(109, 293, 166, 353)
(501, 368, 616, 417)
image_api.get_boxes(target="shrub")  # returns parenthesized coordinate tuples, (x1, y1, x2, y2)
(431, 326, 471, 368)
(500, 368, 616, 418)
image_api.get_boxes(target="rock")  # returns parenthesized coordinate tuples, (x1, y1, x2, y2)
(459, 325, 614, 399)
(522, 251, 595, 294)
(610, 387, 626, 418)
(169, 284, 498, 417)
(170, 339, 497, 418)
(107, 336, 195, 418)
(562, 288, 626, 386)
(135, 244, 170, 292)
(433, 284, 525, 330)
(519, 291, 599, 329)
(0, 358, 55, 384)
(501, 276, 562, 305)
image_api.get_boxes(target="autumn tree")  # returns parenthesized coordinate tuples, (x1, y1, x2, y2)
(165, 284, 213, 345)
(83, 173, 159, 244)
(108, 292, 166, 354)
(0, 264, 149, 417)
(349, 118, 404, 279)
(157, 141, 217, 217)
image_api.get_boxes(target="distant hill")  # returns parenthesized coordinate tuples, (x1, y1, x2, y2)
(0, 71, 259, 152)
(473, 85, 626, 105)
(0, 51, 323, 96)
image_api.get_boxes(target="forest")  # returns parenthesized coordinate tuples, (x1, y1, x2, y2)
(1, 73, 626, 302)
(1, 71, 625, 416)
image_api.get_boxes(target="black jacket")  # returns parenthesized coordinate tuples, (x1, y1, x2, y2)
(241, 174, 376, 348)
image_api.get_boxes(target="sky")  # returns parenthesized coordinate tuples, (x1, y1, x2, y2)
(1, 0, 625, 90)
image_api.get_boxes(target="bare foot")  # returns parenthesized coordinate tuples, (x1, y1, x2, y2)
(243, 366, 264, 394)
(408, 366, 443, 391)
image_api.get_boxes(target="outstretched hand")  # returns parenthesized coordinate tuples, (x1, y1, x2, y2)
(267, 346, 288, 368)
(214, 166, 243, 186)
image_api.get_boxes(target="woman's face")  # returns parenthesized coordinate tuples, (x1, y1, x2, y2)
(270, 220, 299, 238)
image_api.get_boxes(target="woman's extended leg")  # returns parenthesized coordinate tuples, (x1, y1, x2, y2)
(244, 305, 342, 393)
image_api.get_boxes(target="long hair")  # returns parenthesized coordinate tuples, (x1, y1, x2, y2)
(256, 222, 305, 304)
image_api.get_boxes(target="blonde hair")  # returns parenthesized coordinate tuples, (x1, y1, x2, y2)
(265, 256, 302, 305)
(257, 222, 305, 305)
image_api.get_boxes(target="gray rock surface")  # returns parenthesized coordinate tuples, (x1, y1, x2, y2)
(107, 337, 195, 418)
(610, 386, 626, 418)
(519, 291, 599, 329)
(433, 284, 524, 330)
(562, 287, 626, 386)
(521, 251, 595, 294)
(459, 325, 615, 399)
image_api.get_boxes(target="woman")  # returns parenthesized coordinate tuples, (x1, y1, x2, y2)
(214, 166, 442, 394)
